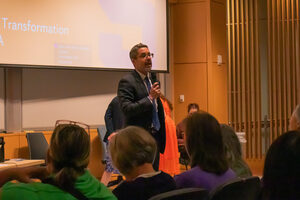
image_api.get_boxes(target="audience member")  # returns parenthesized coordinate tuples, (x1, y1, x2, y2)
(174, 112, 236, 191)
(261, 130, 300, 200)
(110, 126, 176, 200)
(289, 104, 300, 130)
(220, 124, 252, 177)
(176, 103, 200, 145)
(159, 95, 180, 176)
(101, 96, 124, 186)
(176, 103, 200, 165)
(0, 123, 116, 200)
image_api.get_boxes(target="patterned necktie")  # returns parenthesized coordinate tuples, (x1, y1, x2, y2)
(145, 76, 161, 131)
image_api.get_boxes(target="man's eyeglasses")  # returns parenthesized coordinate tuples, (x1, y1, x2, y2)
(55, 120, 90, 134)
(139, 53, 154, 59)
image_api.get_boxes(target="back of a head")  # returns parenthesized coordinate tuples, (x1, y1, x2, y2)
(262, 130, 300, 200)
(187, 103, 199, 114)
(185, 112, 228, 174)
(220, 124, 242, 159)
(289, 104, 300, 130)
(220, 124, 252, 177)
(109, 126, 157, 176)
(49, 124, 90, 189)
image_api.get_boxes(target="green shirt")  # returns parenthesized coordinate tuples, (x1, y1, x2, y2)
(1, 170, 116, 200)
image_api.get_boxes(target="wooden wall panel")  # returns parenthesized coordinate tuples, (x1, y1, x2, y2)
(19, 133, 30, 159)
(212, 0, 226, 4)
(172, 0, 228, 124)
(173, 2, 207, 63)
(174, 64, 208, 123)
(175, 0, 207, 3)
(0, 133, 20, 159)
(209, 63, 228, 123)
(211, 1, 227, 62)
(267, 0, 299, 142)
(227, 0, 299, 160)
(209, 1, 228, 123)
(227, 0, 262, 159)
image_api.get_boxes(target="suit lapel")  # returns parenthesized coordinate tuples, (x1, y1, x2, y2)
(132, 70, 149, 96)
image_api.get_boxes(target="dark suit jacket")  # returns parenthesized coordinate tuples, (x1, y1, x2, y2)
(117, 70, 166, 153)
(104, 96, 125, 142)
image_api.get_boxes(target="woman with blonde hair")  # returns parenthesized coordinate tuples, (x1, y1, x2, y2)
(110, 126, 176, 200)
(0, 122, 116, 200)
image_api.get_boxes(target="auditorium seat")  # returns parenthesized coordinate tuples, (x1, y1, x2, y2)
(148, 188, 208, 200)
(209, 176, 261, 200)
(26, 132, 48, 160)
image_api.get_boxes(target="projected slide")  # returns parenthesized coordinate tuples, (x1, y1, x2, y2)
(0, 0, 167, 71)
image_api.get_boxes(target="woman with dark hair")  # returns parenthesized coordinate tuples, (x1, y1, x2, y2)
(0, 123, 116, 200)
(261, 130, 300, 200)
(220, 124, 252, 177)
(174, 112, 236, 191)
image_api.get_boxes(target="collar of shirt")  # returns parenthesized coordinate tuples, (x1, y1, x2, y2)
(136, 70, 152, 91)
(136, 70, 150, 82)
(136, 171, 161, 179)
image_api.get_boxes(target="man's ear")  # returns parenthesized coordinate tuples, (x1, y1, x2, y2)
(131, 58, 135, 64)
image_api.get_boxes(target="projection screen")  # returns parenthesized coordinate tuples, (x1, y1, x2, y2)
(0, 0, 168, 71)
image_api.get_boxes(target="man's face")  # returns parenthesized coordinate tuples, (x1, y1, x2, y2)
(188, 108, 198, 116)
(289, 114, 300, 130)
(132, 47, 152, 75)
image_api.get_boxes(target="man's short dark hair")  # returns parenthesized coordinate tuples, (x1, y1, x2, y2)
(129, 43, 148, 60)
(187, 103, 199, 113)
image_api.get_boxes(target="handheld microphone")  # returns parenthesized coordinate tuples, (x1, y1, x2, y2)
(151, 72, 160, 86)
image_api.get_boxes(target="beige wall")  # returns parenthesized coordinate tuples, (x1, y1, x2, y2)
(22, 68, 126, 130)
(0, 68, 4, 131)
(1, 68, 127, 132)
(170, 0, 228, 124)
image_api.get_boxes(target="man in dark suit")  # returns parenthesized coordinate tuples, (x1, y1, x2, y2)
(104, 96, 124, 142)
(102, 96, 124, 186)
(117, 43, 166, 171)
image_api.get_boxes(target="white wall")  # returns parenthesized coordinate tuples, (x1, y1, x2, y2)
(0, 68, 4, 131)
(22, 68, 127, 130)
(1, 68, 168, 131)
